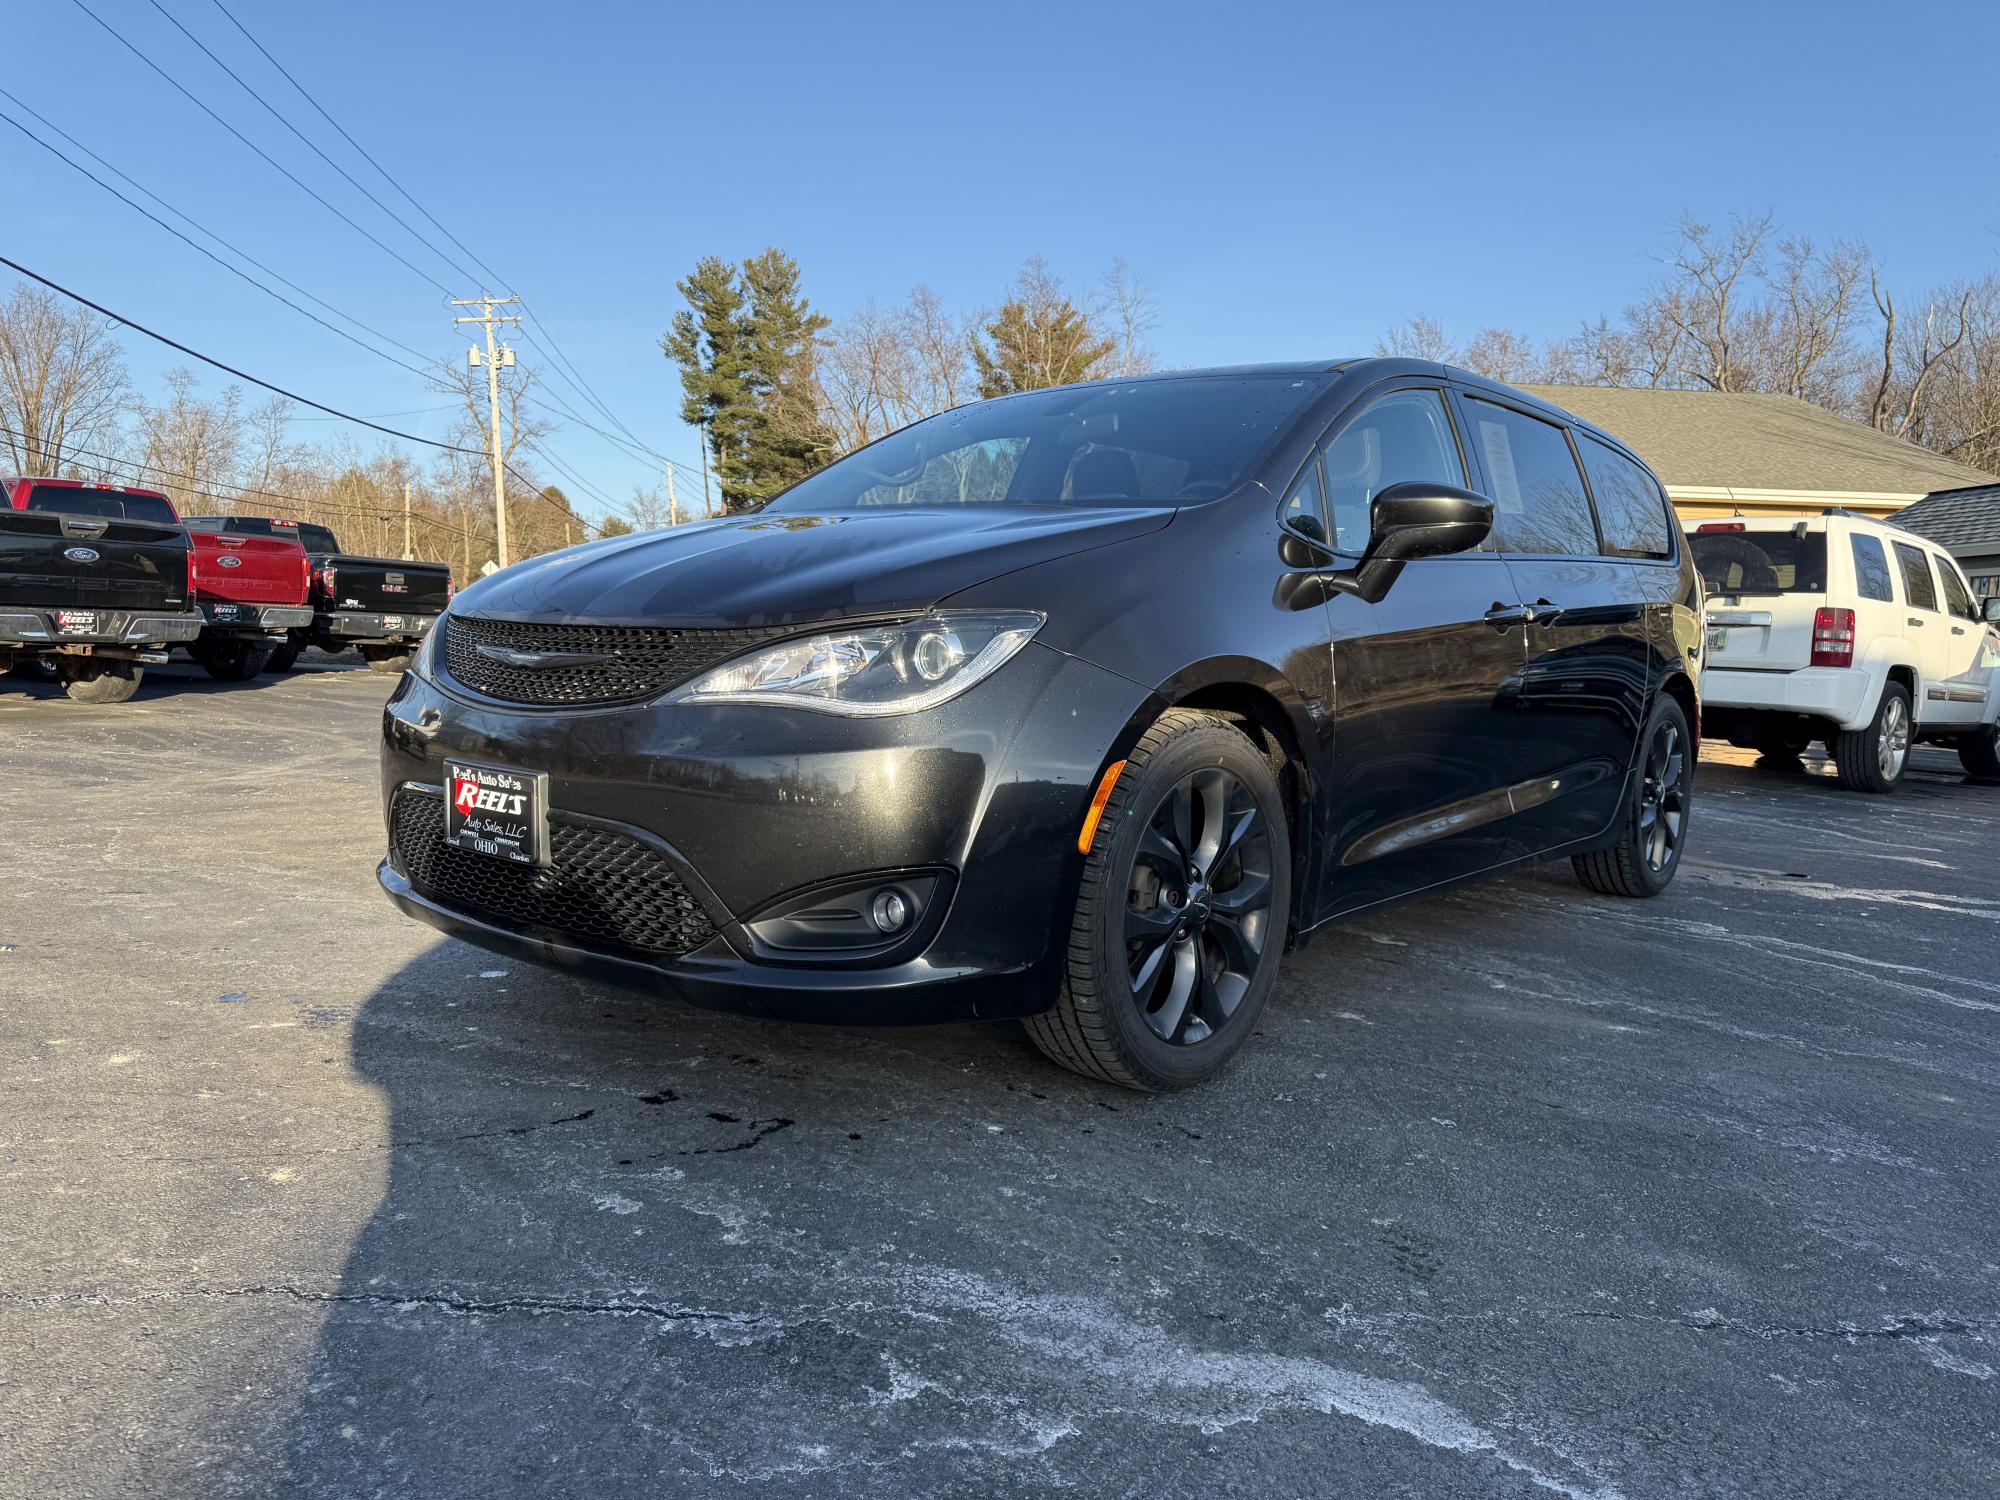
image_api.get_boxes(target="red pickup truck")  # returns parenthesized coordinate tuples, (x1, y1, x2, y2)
(181, 520, 313, 678)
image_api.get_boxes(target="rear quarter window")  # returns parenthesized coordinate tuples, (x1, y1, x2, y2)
(1893, 541, 1938, 611)
(1577, 438, 1673, 557)
(1850, 533, 1896, 602)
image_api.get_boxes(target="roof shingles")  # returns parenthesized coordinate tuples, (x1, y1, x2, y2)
(1892, 484, 2000, 551)
(1517, 385, 2000, 496)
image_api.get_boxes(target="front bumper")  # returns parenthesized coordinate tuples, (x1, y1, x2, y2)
(378, 641, 1153, 1023)
(320, 609, 439, 642)
(1701, 665, 1874, 730)
(197, 601, 313, 636)
(0, 607, 204, 648)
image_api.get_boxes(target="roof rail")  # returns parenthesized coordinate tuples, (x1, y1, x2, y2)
(1818, 506, 1923, 537)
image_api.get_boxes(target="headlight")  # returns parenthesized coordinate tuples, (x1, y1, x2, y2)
(663, 610, 1044, 716)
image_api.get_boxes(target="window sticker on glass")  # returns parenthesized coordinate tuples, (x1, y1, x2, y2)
(1478, 421, 1522, 513)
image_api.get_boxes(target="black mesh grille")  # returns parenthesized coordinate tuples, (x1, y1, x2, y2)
(390, 788, 717, 959)
(441, 615, 793, 708)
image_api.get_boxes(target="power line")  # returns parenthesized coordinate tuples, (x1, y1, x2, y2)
(0, 102, 434, 383)
(144, 0, 478, 291)
(200, 0, 704, 484)
(66, 0, 453, 296)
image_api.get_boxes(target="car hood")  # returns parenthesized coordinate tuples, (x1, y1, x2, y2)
(451, 504, 1175, 626)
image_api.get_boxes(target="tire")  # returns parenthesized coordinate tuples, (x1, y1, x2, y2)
(197, 641, 274, 681)
(1574, 694, 1694, 898)
(1833, 682, 1911, 794)
(61, 661, 143, 704)
(1753, 728, 1814, 763)
(1959, 718, 2000, 781)
(361, 645, 412, 673)
(1024, 709, 1293, 1091)
(264, 634, 303, 673)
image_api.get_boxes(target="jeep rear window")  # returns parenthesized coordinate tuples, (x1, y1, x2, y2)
(24, 485, 177, 525)
(1689, 531, 1828, 595)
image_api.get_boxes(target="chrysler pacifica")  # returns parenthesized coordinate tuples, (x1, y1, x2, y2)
(380, 358, 1701, 1089)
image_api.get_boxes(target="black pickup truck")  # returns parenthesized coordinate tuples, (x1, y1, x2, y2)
(181, 516, 453, 672)
(0, 477, 204, 702)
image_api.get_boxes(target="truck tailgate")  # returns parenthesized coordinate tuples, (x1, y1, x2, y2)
(192, 532, 308, 605)
(320, 554, 452, 614)
(0, 510, 191, 611)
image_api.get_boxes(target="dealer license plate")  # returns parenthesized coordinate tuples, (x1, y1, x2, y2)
(380, 614, 406, 631)
(56, 610, 99, 634)
(443, 760, 550, 866)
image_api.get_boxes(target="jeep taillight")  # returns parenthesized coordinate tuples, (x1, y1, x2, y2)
(1811, 606, 1855, 668)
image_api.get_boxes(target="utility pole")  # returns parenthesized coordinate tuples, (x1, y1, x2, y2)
(666, 464, 678, 527)
(401, 481, 414, 561)
(699, 422, 711, 518)
(452, 294, 522, 567)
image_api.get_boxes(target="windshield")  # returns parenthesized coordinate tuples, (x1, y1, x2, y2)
(25, 484, 177, 525)
(765, 375, 1326, 513)
(1690, 529, 1828, 595)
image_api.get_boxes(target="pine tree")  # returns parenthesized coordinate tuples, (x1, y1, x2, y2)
(970, 258, 1117, 398)
(738, 248, 832, 503)
(661, 257, 754, 508)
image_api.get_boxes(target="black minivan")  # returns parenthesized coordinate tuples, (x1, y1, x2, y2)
(380, 359, 1701, 1088)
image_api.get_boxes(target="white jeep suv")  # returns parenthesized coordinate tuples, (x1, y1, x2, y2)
(1689, 512, 2000, 792)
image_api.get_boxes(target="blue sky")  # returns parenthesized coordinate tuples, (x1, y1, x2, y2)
(7, 0, 1997, 525)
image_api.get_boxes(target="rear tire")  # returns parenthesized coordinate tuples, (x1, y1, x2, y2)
(1959, 719, 2000, 781)
(1833, 683, 1911, 794)
(361, 645, 412, 673)
(195, 641, 274, 681)
(1752, 727, 1814, 765)
(264, 634, 303, 673)
(61, 660, 143, 704)
(1025, 709, 1292, 1091)
(1574, 694, 1693, 898)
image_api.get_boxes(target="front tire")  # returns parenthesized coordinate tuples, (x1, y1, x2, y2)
(1959, 718, 2000, 781)
(1025, 709, 1292, 1091)
(1574, 694, 1693, 898)
(60, 660, 143, 704)
(1833, 682, 1911, 794)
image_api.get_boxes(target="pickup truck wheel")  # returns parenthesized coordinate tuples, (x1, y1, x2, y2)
(61, 661, 143, 704)
(1959, 719, 2000, 781)
(360, 645, 412, 673)
(1024, 709, 1292, 1091)
(1573, 694, 1693, 898)
(264, 635, 303, 673)
(1833, 683, 1911, 793)
(198, 642, 274, 681)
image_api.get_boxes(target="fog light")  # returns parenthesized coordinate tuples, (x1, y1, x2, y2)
(869, 889, 910, 933)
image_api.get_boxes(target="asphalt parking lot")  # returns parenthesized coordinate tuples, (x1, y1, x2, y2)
(2, 661, 1995, 1499)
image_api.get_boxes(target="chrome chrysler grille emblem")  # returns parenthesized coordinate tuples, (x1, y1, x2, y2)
(475, 643, 615, 669)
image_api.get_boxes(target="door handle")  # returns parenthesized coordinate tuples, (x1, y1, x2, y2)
(1483, 603, 1531, 628)
(1953, 625, 1967, 636)
(1908, 617, 1925, 627)
(1522, 600, 1563, 623)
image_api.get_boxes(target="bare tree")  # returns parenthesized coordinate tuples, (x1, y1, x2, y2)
(1097, 258, 1160, 377)
(1765, 238, 1867, 405)
(1375, 314, 1456, 363)
(1461, 327, 1544, 383)
(1644, 212, 1773, 391)
(1867, 269, 1973, 439)
(0, 282, 130, 475)
(895, 284, 973, 418)
(138, 368, 243, 511)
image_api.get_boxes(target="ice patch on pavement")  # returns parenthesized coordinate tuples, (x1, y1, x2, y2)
(593, 1193, 643, 1215)
(1926, 1347, 1993, 1379)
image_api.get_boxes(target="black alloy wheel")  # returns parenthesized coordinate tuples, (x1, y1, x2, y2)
(1573, 694, 1693, 898)
(1125, 766, 1276, 1046)
(1025, 708, 1292, 1090)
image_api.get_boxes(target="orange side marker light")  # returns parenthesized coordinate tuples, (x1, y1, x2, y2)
(1077, 759, 1128, 853)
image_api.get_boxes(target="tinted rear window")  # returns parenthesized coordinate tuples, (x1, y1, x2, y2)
(1893, 541, 1938, 611)
(1689, 530, 1828, 595)
(1463, 399, 1599, 555)
(1577, 437, 1673, 558)
(24, 485, 177, 525)
(1850, 533, 1895, 602)
(764, 375, 1325, 512)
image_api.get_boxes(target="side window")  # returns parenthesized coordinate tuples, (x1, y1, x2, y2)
(1893, 541, 1938, 611)
(1850, 534, 1896, 603)
(1577, 438, 1672, 557)
(1936, 555, 1978, 621)
(1281, 458, 1329, 544)
(1464, 399, 1599, 556)
(1318, 389, 1465, 554)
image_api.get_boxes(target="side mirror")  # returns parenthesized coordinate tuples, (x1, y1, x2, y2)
(1983, 597, 2000, 626)
(1329, 482, 1494, 604)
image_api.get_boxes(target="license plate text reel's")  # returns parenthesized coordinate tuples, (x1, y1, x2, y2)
(443, 761, 550, 866)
